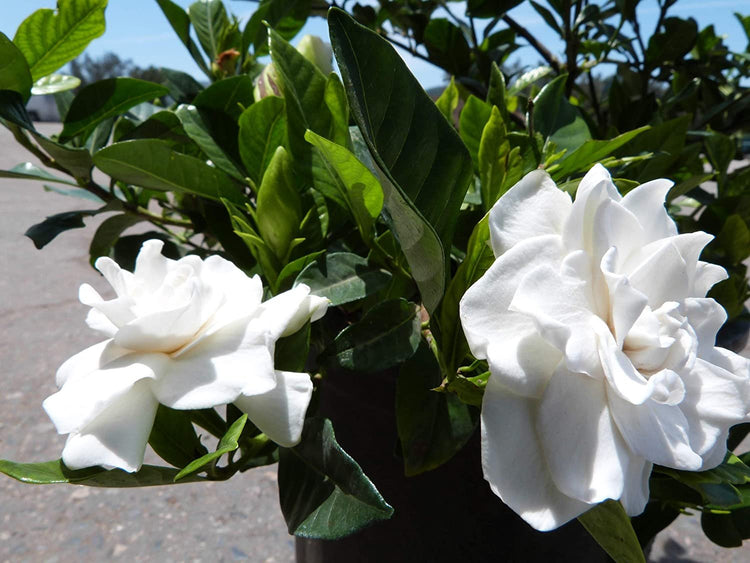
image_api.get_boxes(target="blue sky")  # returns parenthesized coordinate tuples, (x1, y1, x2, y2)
(2, 1, 748, 89)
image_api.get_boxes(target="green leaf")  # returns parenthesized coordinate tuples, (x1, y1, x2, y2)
(646, 17, 698, 64)
(35, 133, 94, 180)
(486, 62, 509, 122)
(88, 213, 144, 265)
(238, 96, 287, 186)
(532, 74, 591, 154)
(702, 511, 744, 547)
(467, 0, 524, 19)
(31, 74, 80, 96)
(161, 67, 204, 103)
(435, 77, 459, 122)
(423, 19, 471, 76)
(155, 0, 210, 77)
(0, 32, 32, 100)
(242, 0, 311, 56)
(459, 96, 493, 170)
(397, 340, 477, 476)
(705, 132, 736, 188)
(275, 322, 311, 372)
(277, 417, 393, 539)
(60, 78, 169, 141)
(13, 0, 107, 81)
(0, 162, 79, 186)
(25, 208, 101, 249)
(508, 65, 554, 95)
(668, 173, 712, 201)
(193, 75, 255, 121)
(175, 104, 245, 181)
(330, 9, 472, 310)
(304, 130, 384, 242)
(256, 146, 303, 261)
(294, 252, 392, 306)
(93, 139, 244, 203)
(714, 214, 750, 264)
(578, 500, 646, 563)
(549, 126, 649, 180)
(148, 405, 209, 469)
(325, 298, 421, 372)
(0, 89, 36, 130)
(478, 106, 511, 211)
(188, 0, 228, 61)
(174, 414, 247, 481)
(275, 250, 325, 292)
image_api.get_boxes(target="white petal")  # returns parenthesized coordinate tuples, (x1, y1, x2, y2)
(683, 297, 727, 357)
(564, 164, 621, 253)
(55, 339, 129, 387)
(201, 262, 264, 328)
(153, 318, 276, 409)
(79, 283, 136, 328)
(485, 331, 561, 398)
(620, 178, 676, 241)
(601, 247, 649, 348)
(257, 285, 328, 340)
(93, 256, 133, 297)
(481, 377, 591, 531)
(44, 352, 165, 434)
(591, 199, 645, 269)
(60, 380, 159, 472)
(609, 392, 703, 470)
(132, 239, 170, 292)
(488, 170, 572, 256)
(234, 370, 313, 447)
(694, 262, 728, 296)
(620, 458, 652, 516)
(538, 367, 629, 504)
(625, 238, 689, 307)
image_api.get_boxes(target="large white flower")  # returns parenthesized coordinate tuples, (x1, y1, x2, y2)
(459, 164, 750, 531)
(43, 240, 328, 473)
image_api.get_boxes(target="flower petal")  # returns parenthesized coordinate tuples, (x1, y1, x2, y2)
(619, 458, 652, 516)
(132, 239, 170, 292)
(55, 339, 129, 387)
(257, 284, 328, 340)
(481, 376, 591, 531)
(488, 170, 572, 256)
(620, 178, 676, 242)
(60, 380, 159, 472)
(538, 367, 629, 504)
(601, 247, 649, 348)
(682, 297, 726, 357)
(563, 164, 621, 253)
(233, 370, 313, 447)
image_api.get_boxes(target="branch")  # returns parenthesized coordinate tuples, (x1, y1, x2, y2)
(502, 15, 562, 73)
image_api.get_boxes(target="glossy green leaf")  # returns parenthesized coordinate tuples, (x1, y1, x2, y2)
(435, 78, 459, 122)
(238, 96, 287, 186)
(93, 139, 243, 203)
(256, 146, 303, 261)
(274, 322, 311, 372)
(278, 417, 394, 539)
(0, 162, 78, 186)
(188, 0, 228, 61)
(330, 9, 472, 311)
(549, 126, 649, 180)
(446, 371, 489, 407)
(275, 250, 325, 292)
(701, 511, 744, 548)
(60, 78, 168, 141)
(31, 74, 80, 96)
(305, 130, 384, 242)
(174, 414, 247, 481)
(35, 133, 94, 180)
(148, 405, 209, 469)
(155, 0, 210, 76)
(25, 208, 101, 249)
(121, 110, 197, 153)
(161, 67, 204, 103)
(486, 62, 509, 122)
(0, 32, 32, 100)
(325, 298, 421, 372)
(423, 19, 471, 76)
(0, 459, 205, 486)
(532, 74, 591, 154)
(508, 65, 554, 95)
(459, 96, 493, 170)
(646, 17, 698, 64)
(88, 213, 144, 265)
(295, 252, 392, 306)
(714, 214, 750, 264)
(242, 0, 311, 56)
(467, 0, 525, 19)
(13, 0, 107, 81)
(193, 75, 255, 121)
(397, 340, 477, 476)
(0, 89, 36, 130)
(578, 500, 646, 563)
(324, 73, 350, 146)
(175, 104, 245, 181)
(668, 173, 712, 202)
(478, 106, 510, 211)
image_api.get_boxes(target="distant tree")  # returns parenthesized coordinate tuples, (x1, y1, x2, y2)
(69, 52, 165, 87)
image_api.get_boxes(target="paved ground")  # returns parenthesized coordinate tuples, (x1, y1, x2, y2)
(0, 123, 748, 561)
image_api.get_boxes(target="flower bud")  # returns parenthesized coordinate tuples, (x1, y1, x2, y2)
(296, 35, 333, 75)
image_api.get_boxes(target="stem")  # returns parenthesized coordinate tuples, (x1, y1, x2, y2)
(502, 15, 562, 74)
(586, 70, 603, 133)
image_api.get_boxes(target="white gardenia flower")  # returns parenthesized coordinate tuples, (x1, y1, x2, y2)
(43, 240, 328, 473)
(459, 164, 750, 531)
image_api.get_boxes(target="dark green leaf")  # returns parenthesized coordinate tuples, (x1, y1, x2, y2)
(646, 17, 698, 64)
(278, 417, 393, 539)
(532, 74, 591, 154)
(0, 459, 205, 486)
(530, 1, 562, 34)
(175, 104, 245, 181)
(275, 250, 326, 292)
(31, 74, 80, 96)
(295, 252, 392, 306)
(155, 0, 210, 76)
(238, 96, 287, 186)
(478, 106, 511, 211)
(714, 215, 750, 264)
(42, 184, 102, 203)
(148, 405, 209, 469)
(435, 78, 459, 122)
(60, 78, 169, 141)
(13, 0, 107, 81)
(242, 0, 311, 56)
(193, 75, 255, 121)
(330, 9, 472, 310)
(0, 32, 32, 100)
(459, 96, 493, 170)
(423, 19, 471, 76)
(88, 213, 145, 265)
(0, 89, 36, 130)
(188, 0, 228, 61)
(397, 340, 477, 476)
(174, 414, 247, 481)
(93, 139, 244, 203)
(121, 110, 198, 153)
(701, 511, 743, 547)
(325, 298, 421, 372)
(35, 133, 94, 180)
(161, 67, 204, 103)
(274, 322, 311, 372)
(467, 0, 524, 18)
(0, 162, 78, 186)
(25, 208, 100, 249)
(578, 500, 646, 563)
